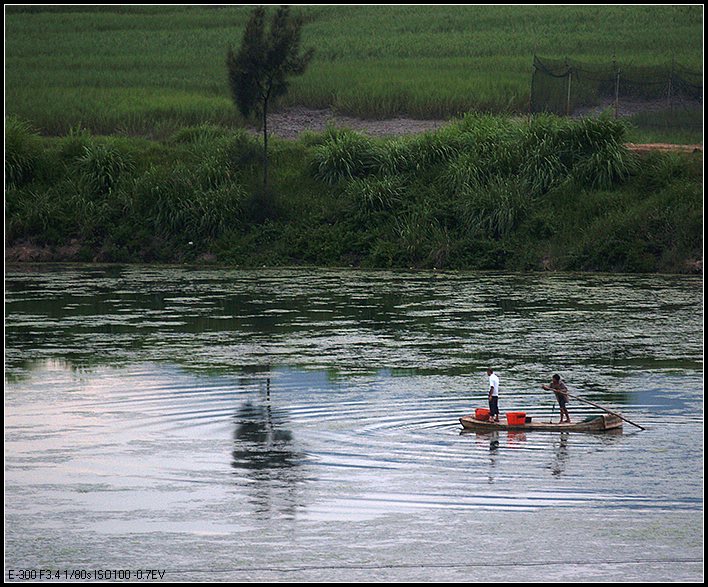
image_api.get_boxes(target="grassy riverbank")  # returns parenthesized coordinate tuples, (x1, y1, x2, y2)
(6, 113, 702, 273)
(5, 6, 703, 273)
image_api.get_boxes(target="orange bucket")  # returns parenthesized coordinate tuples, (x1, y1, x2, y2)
(475, 408, 490, 421)
(506, 412, 527, 426)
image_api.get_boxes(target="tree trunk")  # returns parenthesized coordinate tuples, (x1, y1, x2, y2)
(262, 99, 269, 194)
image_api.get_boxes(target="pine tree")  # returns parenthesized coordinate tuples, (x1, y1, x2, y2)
(227, 6, 314, 198)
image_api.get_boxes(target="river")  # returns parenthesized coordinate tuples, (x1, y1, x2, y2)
(4, 265, 703, 582)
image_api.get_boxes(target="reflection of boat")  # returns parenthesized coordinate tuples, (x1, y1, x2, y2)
(459, 414, 623, 432)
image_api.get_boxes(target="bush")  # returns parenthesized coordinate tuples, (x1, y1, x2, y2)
(406, 128, 462, 171)
(455, 113, 522, 174)
(393, 206, 452, 268)
(4, 112, 702, 273)
(345, 176, 406, 213)
(461, 176, 531, 239)
(195, 153, 236, 190)
(310, 128, 384, 185)
(223, 129, 263, 168)
(171, 127, 261, 182)
(558, 113, 629, 156)
(520, 113, 635, 192)
(634, 151, 700, 191)
(5, 187, 54, 239)
(58, 125, 94, 162)
(5, 116, 43, 188)
(571, 143, 637, 190)
(144, 163, 247, 239)
(78, 142, 135, 196)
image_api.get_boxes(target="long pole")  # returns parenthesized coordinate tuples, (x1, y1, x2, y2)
(566, 392, 645, 430)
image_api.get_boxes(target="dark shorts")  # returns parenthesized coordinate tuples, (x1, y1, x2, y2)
(489, 396, 499, 416)
(556, 393, 568, 409)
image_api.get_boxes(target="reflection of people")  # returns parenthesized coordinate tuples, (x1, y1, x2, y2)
(487, 368, 500, 423)
(551, 432, 570, 477)
(543, 374, 571, 423)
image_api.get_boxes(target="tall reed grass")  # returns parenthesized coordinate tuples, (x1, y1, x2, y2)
(312, 113, 638, 199)
(5, 5, 702, 134)
(5, 112, 702, 272)
(303, 113, 660, 268)
(5, 116, 45, 188)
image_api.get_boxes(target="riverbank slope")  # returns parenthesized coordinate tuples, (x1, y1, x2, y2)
(6, 113, 702, 273)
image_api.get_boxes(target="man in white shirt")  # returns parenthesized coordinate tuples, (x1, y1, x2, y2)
(487, 368, 500, 422)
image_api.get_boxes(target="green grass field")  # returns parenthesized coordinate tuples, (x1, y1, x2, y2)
(5, 5, 703, 138)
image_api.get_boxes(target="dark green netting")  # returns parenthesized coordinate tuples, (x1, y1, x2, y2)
(531, 55, 702, 115)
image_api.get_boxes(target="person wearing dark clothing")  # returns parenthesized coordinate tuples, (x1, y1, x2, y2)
(543, 374, 571, 423)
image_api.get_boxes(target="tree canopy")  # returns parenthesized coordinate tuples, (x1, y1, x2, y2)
(227, 6, 314, 121)
(226, 6, 314, 195)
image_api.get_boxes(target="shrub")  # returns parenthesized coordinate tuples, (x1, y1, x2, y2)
(461, 176, 531, 239)
(443, 152, 491, 195)
(636, 151, 700, 191)
(146, 163, 247, 239)
(310, 128, 383, 185)
(519, 151, 569, 196)
(195, 153, 235, 190)
(78, 142, 135, 196)
(393, 205, 452, 267)
(440, 115, 524, 194)
(5, 116, 43, 188)
(456, 114, 522, 171)
(520, 113, 635, 193)
(58, 125, 94, 162)
(345, 175, 406, 213)
(571, 142, 636, 190)
(406, 127, 462, 171)
(223, 129, 263, 168)
(5, 187, 54, 239)
(377, 137, 416, 175)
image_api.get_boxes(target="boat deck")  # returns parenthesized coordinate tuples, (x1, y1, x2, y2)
(459, 414, 623, 432)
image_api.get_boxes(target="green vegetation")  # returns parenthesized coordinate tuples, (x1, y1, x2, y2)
(227, 5, 314, 193)
(4, 6, 703, 273)
(5, 5, 703, 141)
(6, 113, 702, 273)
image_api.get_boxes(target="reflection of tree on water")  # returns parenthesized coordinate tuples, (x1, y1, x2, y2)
(231, 379, 306, 518)
(232, 403, 299, 470)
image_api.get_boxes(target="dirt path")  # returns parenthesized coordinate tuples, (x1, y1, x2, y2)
(260, 106, 448, 139)
(262, 108, 703, 155)
(625, 143, 703, 154)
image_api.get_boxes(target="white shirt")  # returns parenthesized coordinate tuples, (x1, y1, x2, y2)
(489, 373, 499, 396)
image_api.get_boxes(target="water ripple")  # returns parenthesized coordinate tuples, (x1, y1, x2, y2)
(4, 267, 703, 581)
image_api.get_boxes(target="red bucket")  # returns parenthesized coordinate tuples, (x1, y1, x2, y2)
(475, 408, 490, 421)
(506, 412, 527, 426)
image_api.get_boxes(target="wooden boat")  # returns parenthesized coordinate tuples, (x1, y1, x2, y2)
(459, 413, 623, 433)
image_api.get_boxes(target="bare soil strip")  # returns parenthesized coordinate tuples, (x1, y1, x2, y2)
(262, 108, 703, 155)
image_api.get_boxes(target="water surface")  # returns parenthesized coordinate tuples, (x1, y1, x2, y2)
(5, 266, 703, 581)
